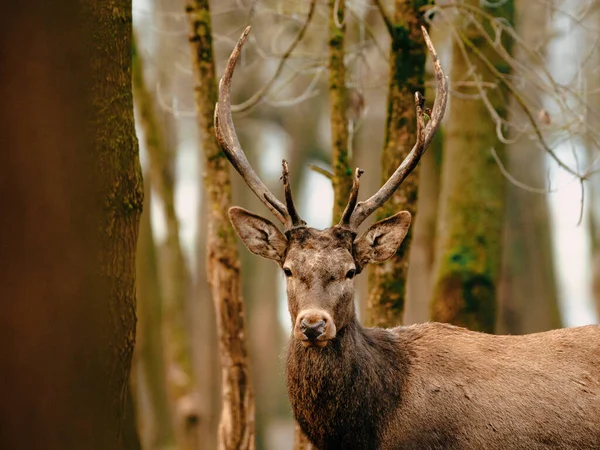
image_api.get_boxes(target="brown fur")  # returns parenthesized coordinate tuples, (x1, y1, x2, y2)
(229, 208, 600, 449)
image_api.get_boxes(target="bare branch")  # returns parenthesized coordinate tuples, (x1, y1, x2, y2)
(214, 26, 292, 227)
(231, 0, 318, 114)
(309, 164, 334, 180)
(373, 0, 394, 37)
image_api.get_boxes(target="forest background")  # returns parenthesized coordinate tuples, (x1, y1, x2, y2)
(1, 1, 599, 450)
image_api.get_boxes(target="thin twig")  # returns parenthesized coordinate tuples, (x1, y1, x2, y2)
(231, 0, 318, 113)
(309, 164, 334, 180)
(490, 147, 554, 194)
(373, 0, 394, 37)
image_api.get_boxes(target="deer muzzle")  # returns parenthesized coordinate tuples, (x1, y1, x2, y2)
(294, 309, 336, 348)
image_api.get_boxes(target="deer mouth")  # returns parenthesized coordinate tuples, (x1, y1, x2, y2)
(300, 336, 330, 348)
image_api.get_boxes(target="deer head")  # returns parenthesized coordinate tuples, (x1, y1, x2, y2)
(215, 26, 448, 348)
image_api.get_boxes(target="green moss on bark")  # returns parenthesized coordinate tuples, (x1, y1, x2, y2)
(329, 0, 353, 224)
(79, 1, 143, 445)
(430, 0, 514, 333)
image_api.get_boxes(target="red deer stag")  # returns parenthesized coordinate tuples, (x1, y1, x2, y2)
(214, 26, 600, 450)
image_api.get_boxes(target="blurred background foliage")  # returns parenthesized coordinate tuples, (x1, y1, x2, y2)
(130, 0, 600, 449)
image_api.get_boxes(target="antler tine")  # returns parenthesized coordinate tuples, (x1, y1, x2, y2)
(281, 160, 306, 228)
(214, 26, 290, 227)
(339, 168, 364, 229)
(347, 26, 449, 230)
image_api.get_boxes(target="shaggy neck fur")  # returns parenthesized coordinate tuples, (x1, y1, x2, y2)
(285, 318, 409, 450)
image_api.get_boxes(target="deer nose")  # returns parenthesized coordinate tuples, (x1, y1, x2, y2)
(301, 319, 326, 339)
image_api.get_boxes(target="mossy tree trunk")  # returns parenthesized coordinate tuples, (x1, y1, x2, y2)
(186, 2, 255, 449)
(83, 0, 145, 446)
(132, 36, 199, 449)
(0, 0, 142, 448)
(497, 0, 561, 334)
(405, 132, 442, 324)
(430, 0, 514, 332)
(329, 0, 353, 223)
(367, 0, 433, 328)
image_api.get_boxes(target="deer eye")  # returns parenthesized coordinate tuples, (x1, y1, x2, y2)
(283, 267, 293, 277)
(345, 268, 356, 279)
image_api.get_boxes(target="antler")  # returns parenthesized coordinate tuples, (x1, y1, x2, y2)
(338, 26, 449, 230)
(214, 26, 304, 230)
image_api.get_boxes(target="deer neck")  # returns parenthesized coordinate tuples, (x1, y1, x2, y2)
(285, 317, 409, 450)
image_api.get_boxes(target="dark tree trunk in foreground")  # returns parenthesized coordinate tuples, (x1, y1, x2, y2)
(0, 1, 142, 449)
(367, 0, 433, 328)
(430, 0, 513, 332)
(186, 1, 256, 449)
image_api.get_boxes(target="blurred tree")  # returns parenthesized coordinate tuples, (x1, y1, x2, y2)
(193, 198, 220, 450)
(132, 34, 199, 449)
(329, 0, 353, 223)
(367, 0, 434, 327)
(430, 0, 514, 332)
(497, 0, 561, 334)
(186, 2, 255, 449)
(132, 170, 176, 449)
(585, 3, 600, 317)
(405, 23, 447, 324)
(0, 0, 142, 448)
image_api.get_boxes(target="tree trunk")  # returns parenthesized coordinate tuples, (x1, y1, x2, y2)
(329, 0, 353, 223)
(133, 176, 176, 450)
(585, 3, 600, 318)
(497, 0, 561, 334)
(0, 0, 142, 448)
(186, 2, 256, 449)
(430, 0, 514, 333)
(405, 133, 442, 324)
(367, 0, 433, 328)
(132, 35, 199, 449)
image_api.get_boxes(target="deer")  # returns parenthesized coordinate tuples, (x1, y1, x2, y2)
(214, 26, 600, 450)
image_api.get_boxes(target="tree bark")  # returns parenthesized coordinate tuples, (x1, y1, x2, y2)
(186, 2, 256, 449)
(329, 0, 353, 223)
(0, 0, 142, 448)
(430, 0, 514, 333)
(367, 0, 433, 328)
(497, 0, 561, 334)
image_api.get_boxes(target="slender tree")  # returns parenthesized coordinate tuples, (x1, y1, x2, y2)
(430, 0, 514, 332)
(585, 3, 600, 317)
(133, 172, 176, 449)
(0, 0, 142, 448)
(367, 0, 434, 327)
(132, 33, 199, 449)
(186, 2, 255, 449)
(329, 0, 353, 223)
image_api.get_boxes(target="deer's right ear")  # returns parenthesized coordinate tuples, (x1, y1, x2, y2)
(353, 211, 411, 270)
(228, 207, 288, 263)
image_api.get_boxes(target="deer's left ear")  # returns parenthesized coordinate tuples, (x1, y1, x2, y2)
(353, 211, 411, 270)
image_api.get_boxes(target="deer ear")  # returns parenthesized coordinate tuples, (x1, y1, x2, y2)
(228, 207, 288, 263)
(353, 211, 411, 269)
